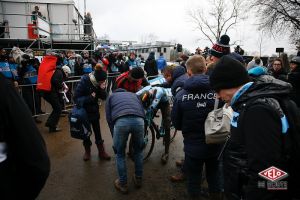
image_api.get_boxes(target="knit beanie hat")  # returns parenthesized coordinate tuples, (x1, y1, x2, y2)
(210, 35, 231, 58)
(228, 52, 245, 64)
(130, 67, 145, 79)
(209, 55, 249, 91)
(94, 63, 107, 82)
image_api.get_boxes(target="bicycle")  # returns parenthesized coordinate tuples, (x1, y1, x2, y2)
(128, 85, 177, 161)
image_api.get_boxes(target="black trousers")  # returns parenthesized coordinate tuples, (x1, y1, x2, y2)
(42, 92, 62, 128)
(83, 119, 104, 147)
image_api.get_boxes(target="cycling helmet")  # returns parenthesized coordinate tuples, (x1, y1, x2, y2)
(139, 90, 152, 108)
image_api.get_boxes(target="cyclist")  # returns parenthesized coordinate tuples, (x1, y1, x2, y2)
(154, 64, 188, 179)
(136, 84, 171, 164)
(156, 64, 188, 96)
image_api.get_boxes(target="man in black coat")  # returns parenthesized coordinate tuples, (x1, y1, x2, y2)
(0, 73, 50, 199)
(43, 64, 66, 133)
(210, 56, 293, 199)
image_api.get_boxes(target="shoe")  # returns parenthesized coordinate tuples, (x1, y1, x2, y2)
(114, 179, 128, 194)
(83, 146, 91, 161)
(49, 127, 62, 133)
(132, 175, 142, 188)
(96, 143, 111, 160)
(161, 153, 169, 164)
(170, 172, 186, 182)
(175, 159, 184, 167)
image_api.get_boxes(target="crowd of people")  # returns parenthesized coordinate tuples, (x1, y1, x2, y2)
(0, 33, 300, 200)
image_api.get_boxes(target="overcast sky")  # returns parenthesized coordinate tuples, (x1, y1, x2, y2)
(75, 0, 296, 56)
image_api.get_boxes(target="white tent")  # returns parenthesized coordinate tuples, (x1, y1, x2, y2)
(1, 0, 74, 5)
(0, 0, 84, 40)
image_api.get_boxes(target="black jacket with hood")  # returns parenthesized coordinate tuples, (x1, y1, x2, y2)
(224, 80, 292, 200)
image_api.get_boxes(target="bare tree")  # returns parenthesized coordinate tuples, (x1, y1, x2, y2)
(257, 30, 267, 57)
(187, 0, 246, 45)
(251, 0, 300, 43)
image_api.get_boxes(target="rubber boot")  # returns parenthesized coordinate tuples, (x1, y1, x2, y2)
(83, 145, 91, 161)
(97, 143, 111, 160)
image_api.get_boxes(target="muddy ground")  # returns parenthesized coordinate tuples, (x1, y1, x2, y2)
(36, 105, 208, 200)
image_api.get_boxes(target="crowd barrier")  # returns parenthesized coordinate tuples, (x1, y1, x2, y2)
(17, 72, 174, 118)
(17, 72, 121, 118)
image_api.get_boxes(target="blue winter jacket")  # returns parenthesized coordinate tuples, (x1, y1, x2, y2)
(172, 74, 221, 158)
(73, 75, 107, 121)
(171, 66, 188, 96)
(156, 56, 167, 71)
(105, 88, 145, 134)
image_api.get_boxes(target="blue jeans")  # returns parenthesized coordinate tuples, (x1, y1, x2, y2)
(185, 154, 221, 197)
(113, 116, 144, 185)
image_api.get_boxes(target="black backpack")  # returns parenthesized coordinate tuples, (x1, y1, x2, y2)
(241, 96, 300, 198)
(277, 98, 300, 198)
(69, 106, 92, 140)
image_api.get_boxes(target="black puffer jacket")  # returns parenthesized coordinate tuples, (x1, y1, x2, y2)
(224, 81, 292, 199)
(287, 66, 300, 107)
(0, 74, 50, 199)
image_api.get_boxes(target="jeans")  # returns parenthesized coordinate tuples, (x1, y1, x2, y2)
(185, 154, 221, 197)
(113, 116, 144, 185)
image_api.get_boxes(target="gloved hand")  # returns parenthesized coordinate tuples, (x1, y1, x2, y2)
(151, 84, 162, 87)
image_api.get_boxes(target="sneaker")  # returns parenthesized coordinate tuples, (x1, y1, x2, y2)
(170, 172, 186, 182)
(132, 175, 142, 188)
(161, 153, 169, 164)
(114, 179, 128, 194)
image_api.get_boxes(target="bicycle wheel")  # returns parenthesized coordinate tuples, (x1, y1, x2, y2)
(129, 123, 156, 162)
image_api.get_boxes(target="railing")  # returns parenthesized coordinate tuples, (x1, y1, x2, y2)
(0, 13, 96, 41)
(17, 73, 121, 118)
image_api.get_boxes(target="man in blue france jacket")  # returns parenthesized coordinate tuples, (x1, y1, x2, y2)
(105, 88, 145, 194)
(171, 55, 222, 199)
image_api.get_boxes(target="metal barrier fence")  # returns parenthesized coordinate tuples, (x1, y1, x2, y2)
(16, 72, 175, 118)
(17, 72, 121, 118)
